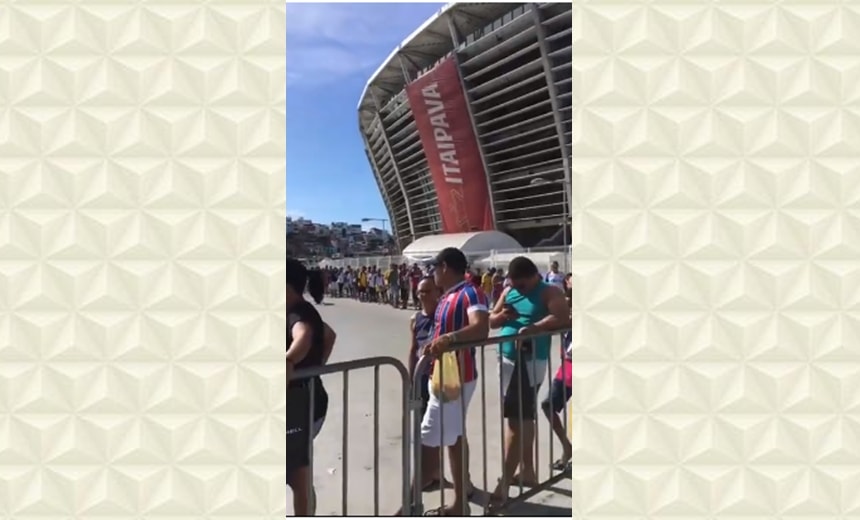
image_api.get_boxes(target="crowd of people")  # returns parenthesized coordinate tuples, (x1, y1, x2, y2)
(286, 251, 573, 516)
(317, 260, 572, 310)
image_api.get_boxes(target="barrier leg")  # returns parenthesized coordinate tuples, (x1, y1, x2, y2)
(547, 349, 554, 473)
(308, 378, 316, 515)
(516, 346, 526, 497)
(411, 381, 424, 516)
(494, 355, 505, 510)
(341, 370, 349, 515)
(373, 365, 380, 516)
(438, 360, 445, 514)
(456, 350, 469, 516)
(401, 368, 414, 515)
(531, 356, 540, 487)
(480, 347, 490, 516)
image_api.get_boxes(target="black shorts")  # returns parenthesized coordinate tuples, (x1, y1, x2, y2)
(502, 358, 538, 421)
(541, 378, 572, 415)
(400, 287, 409, 301)
(286, 381, 328, 475)
(286, 385, 312, 474)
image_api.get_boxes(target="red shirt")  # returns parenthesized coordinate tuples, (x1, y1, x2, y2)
(432, 281, 488, 383)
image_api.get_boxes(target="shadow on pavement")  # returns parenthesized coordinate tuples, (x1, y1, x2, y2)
(504, 502, 572, 517)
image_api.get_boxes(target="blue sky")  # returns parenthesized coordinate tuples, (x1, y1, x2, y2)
(286, 2, 445, 226)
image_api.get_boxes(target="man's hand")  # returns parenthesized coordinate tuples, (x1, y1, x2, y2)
(500, 306, 519, 322)
(518, 325, 539, 339)
(424, 333, 454, 356)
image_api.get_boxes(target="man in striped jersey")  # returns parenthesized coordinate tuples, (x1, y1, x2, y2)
(419, 247, 490, 516)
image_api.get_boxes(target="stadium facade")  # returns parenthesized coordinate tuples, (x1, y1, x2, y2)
(358, 3, 572, 249)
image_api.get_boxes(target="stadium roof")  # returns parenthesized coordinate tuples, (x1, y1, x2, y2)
(357, 2, 521, 128)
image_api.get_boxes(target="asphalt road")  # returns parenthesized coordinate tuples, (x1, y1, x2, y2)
(289, 297, 572, 516)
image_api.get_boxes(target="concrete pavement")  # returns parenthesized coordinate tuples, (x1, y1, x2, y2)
(289, 297, 572, 516)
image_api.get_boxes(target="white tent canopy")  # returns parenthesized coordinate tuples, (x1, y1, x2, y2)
(472, 251, 569, 271)
(401, 231, 523, 262)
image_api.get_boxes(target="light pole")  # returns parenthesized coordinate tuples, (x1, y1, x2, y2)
(361, 217, 389, 234)
(361, 217, 393, 255)
(530, 177, 570, 267)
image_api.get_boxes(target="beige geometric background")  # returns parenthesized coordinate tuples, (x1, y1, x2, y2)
(0, 2, 286, 518)
(571, 2, 860, 519)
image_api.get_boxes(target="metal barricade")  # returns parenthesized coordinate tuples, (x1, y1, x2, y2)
(287, 356, 414, 516)
(410, 329, 571, 516)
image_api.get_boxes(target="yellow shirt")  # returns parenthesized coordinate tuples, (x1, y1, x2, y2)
(481, 273, 493, 294)
(359, 273, 368, 287)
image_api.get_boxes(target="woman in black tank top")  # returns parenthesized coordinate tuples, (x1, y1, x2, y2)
(286, 258, 336, 516)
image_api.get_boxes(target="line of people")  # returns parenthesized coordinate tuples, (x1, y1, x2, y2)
(321, 263, 428, 308)
(286, 251, 574, 516)
(320, 260, 572, 312)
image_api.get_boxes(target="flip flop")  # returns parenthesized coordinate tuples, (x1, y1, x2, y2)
(467, 485, 476, 499)
(485, 491, 507, 513)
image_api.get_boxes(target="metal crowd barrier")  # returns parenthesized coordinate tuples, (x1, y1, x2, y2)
(410, 328, 571, 516)
(287, 329, 571, 517)
(288, 356, 413, 516)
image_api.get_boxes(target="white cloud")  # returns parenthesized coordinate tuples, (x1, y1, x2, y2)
(287, 44, 379, 85)
(286, 3, 443, 86)
(287, 3, 437, 45)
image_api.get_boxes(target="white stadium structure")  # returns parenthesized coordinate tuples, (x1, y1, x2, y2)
(358, 3, 572, 253)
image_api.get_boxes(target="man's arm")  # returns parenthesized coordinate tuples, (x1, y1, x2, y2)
(527, 285, 570, 333)
(488, 287, 512, 329)
(455, 308, 490, 343)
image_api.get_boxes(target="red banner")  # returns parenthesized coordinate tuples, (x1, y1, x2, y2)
(406, 57, 493, 233)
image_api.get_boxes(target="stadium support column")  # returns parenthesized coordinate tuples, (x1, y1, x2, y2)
(369, 89, 416, 244)
(360, 129, 400, 245)
(529, 3, 572, 221)
(445, 12, 498, 230)
(397, 54, 411, 83)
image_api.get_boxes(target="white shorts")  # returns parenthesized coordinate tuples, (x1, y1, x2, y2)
(499, 356, 547, 395)
(420, 379, 478, 448)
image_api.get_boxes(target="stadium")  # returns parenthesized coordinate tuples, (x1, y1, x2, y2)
(358, 2, 572, 257)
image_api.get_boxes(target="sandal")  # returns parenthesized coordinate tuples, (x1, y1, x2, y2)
(485, 479, 509, 511)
